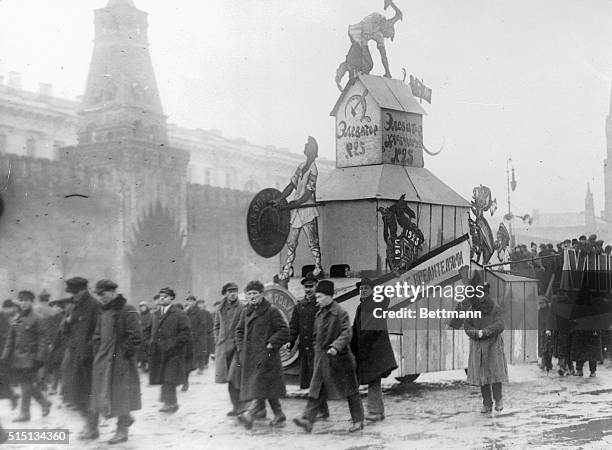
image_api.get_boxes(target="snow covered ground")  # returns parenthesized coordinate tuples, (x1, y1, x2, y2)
(3, 361, 612, 449)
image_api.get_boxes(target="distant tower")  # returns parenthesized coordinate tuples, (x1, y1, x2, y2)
(604, 80, 612, 222)
(77, 0, 167, 145)
(65, 0, 191, 301)
(585, 183, 596, 231)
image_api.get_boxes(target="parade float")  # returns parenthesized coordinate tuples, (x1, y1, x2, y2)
(246, 0, 538, 382)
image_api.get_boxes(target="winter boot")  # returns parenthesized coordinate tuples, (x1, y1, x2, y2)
(108, 427, 128, 445)
(293, 417, 313, 433)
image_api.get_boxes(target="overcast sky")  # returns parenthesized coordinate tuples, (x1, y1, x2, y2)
(0, 0, 611, 217)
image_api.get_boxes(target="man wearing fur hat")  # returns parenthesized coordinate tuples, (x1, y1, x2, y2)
(149, 287, 191, 413)
(236, 280, 289, 429)
(214, 282, 248, 416)
(464, 276, 508, 413)
(61, 277, 101, 439)
(90, 280, 142, 444)
(294, 280, 364, 433)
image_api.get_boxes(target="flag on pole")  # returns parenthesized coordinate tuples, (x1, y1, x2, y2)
(409, 75, 432, 104)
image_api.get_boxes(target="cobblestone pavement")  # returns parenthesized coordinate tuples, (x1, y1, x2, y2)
(3, 362, 612, 449)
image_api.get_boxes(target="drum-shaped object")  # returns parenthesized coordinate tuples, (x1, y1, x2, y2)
(247, 188, 291, 258)
(265, 284, 300, 368)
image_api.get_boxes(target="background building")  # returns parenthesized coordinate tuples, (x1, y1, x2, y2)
(0, 0, 332, 304)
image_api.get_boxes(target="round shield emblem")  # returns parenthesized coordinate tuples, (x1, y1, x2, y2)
(265, 284, 299, 367)
(247, 188, 290, 258)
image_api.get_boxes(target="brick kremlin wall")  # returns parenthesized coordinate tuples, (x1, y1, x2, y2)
(0, 153, 279, 304)
(0, 153, 122, 299)
(187, 184, 279, 303)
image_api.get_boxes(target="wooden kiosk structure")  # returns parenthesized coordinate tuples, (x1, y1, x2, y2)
(265, 74, 537, 380)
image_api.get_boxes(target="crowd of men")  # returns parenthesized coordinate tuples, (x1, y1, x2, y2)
(0, 271, 402, 443)
(506, 234, 612, 380)
(213, 273, 398, 433)
(497, 234, 609, 284)
(0, 278, 214, 444)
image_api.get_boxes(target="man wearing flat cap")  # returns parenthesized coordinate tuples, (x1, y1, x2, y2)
(287, 272, 329, 417)
(236, 280, 289, 429)
(45, 297, 73, 395)
(149, 287, 191, 413)
(294, 280, 364, 433)
(214, 282, 247, 416)
(34, 289, 61, 392)
(184, 295, 210, 377)
(90, 280, 142, 444)
(61, 277, 101, 439)
(1, 290, 52, 422)
(351, 278, 397, 422)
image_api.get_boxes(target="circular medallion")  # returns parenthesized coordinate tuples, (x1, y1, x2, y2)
(265, 285, 299, 367)
(247, 188, 290, 258)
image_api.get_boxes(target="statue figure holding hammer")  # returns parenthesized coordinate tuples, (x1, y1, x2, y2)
(272, 136, 322, 283)
(335, 0, 403, 91)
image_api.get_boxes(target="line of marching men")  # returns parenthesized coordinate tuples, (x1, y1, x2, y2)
(214, 273, 398, 433)
(0, 271, 509, 443)
(0, 272, 398, 443)
(0, 277, 213, 445)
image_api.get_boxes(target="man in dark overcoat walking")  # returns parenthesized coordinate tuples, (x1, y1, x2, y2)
(149, 287, 191, 413)
(196, 298, 214, 372)
(464, 281, 508, 413)
(137, 302, 152, 371)
(351, 278, 397, 422)
(236, 280, 289, 429)
(1, 291, 51, 422)
(214, 282, 247, 416)
(60, 277, 101, 439)
(45, 297, 73, 395)
(90, 280, 142, 444)
(551, 289, 575, 376)
(569, 290, 605, 378)
(185, 296, 208, 375)
(34, 290, 62, 392)
(287, 272, 328, 417)
(294, 280, 365, 433)
(0, 299, 19, 410)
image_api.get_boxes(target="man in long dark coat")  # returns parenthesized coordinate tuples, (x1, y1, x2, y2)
(350, 278, 397, 422)
(465, 282, 508, 413)
(569, 290, 605, 377)
(61, 277, 101, 439)
(149, 287, 191, 413)
(34, 290, 62, 392)
(90, 280, 142, 444)
(0, 299, 19, 410)
(294, 280, 365, 433)
(1, 291, 51, 422)
(287, 272, 328, 417)
(214, 282, 247, 416)
(185, 296, 208, 376)
(46, 297, 73, 395)
(196, 299, 214, 372)
(551, 289, 575, 376)
(137, 302, 152, 371)
(236, 280, 289, 429)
